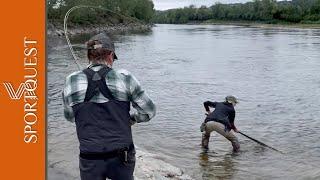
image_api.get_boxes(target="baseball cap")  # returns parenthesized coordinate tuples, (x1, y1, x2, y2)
(87, 33, 118, 60)
(225, 95, 238, 104)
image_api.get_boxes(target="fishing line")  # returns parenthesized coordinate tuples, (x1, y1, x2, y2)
(63, 5, 144, 70)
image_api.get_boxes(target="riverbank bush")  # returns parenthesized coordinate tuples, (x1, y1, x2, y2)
(48, 0, 155, 24)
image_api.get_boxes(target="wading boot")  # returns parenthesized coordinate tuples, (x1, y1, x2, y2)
(232, 142, 240, 152)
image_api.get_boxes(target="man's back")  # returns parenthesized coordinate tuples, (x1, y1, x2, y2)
(70, 66, 133, 153)
(63, 65, 156, 123)
(205, 102, 235, 122)
(210, 102, 234, 121)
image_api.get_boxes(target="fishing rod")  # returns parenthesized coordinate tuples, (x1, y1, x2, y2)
(63, 5, 144, 70)
(238, 131, 285, 154)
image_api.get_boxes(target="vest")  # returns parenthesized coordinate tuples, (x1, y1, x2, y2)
(72, 65, 133, 153)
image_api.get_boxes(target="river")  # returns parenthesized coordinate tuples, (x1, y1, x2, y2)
(48, 24, 320, 179)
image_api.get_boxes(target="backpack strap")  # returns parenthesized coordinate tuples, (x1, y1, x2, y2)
(83, 66, 114, 102)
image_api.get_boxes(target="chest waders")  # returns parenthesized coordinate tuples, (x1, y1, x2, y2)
(72, 65, 135, 180)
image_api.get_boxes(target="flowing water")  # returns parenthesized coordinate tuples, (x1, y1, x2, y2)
(48, 24, 320, 179)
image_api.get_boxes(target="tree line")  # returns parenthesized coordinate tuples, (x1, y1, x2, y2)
(48, 0, 155, 25)
(153, 0, 320, 24)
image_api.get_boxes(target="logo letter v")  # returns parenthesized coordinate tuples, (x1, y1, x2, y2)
(3, 82, 25, 100)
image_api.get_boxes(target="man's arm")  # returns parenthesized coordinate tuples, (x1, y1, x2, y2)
(62, 75, 76, 122)
(127, 73, 156, 123)
(203, 101, 217, 112)
(62, 91, 75, 122)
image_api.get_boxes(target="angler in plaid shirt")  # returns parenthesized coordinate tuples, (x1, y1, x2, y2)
(62, 33, 156, 180)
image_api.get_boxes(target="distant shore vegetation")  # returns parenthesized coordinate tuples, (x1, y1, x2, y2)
(48, 0, 155, 25)
(152, 0, 320, 24)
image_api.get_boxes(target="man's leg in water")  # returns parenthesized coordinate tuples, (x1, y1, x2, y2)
(201, 132, 211, 149)
(201, 120, 212, 149)
(205, 121, 240, 152)
(225, 132, 240, 152)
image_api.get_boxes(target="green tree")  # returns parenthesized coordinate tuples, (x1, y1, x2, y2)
(48, 0, 155, 24)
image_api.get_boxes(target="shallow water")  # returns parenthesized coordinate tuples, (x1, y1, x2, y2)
(48, 24, 320, 179)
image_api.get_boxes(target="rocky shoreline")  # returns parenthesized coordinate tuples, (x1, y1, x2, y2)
(47, 22, 153, 37)
(48, 148, 193, 180)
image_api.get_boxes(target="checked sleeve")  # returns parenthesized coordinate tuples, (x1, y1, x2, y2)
(126, 73, 156, 123)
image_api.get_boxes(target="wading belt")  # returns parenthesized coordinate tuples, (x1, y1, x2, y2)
(79, 144, 134, 161)
(83, 65, 114, 102)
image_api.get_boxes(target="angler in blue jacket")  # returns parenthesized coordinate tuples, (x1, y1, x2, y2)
(201, 96, 240, 152)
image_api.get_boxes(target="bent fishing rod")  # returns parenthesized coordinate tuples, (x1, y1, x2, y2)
(64, 5, 144, 70)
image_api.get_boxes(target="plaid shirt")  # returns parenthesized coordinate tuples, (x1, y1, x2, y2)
(62, 64, 156, 123)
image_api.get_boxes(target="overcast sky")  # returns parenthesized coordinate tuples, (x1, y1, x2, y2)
(153, 0, 250, 10)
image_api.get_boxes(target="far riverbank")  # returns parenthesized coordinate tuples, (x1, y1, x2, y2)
(198, 20, 320, 29)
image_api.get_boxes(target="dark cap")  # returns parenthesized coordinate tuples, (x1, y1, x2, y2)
(87, 33, 118, 59)
(225, 95, 238, 104)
